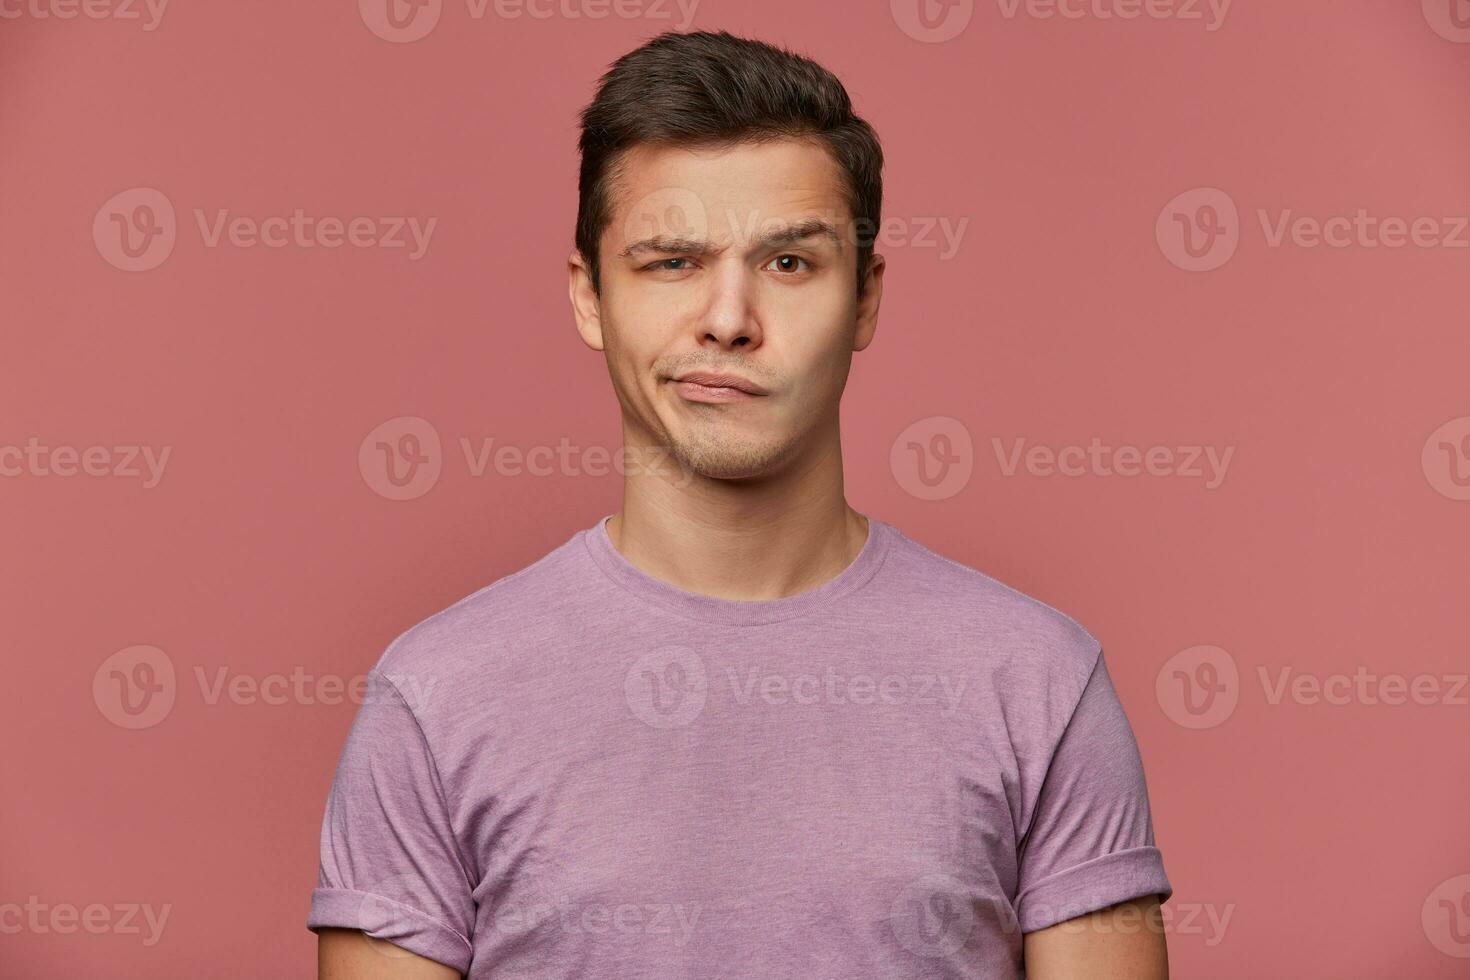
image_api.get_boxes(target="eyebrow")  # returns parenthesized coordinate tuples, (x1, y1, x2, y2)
(618, 217, 845, 259)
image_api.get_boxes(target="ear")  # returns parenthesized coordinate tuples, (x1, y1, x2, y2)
(853, 252, 885, 352)
(568, 249, 605, 351)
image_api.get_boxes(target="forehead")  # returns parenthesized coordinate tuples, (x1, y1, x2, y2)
(604, 138, 852, 247)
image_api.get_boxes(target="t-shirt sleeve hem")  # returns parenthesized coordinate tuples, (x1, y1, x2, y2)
(306, 886, 473, 973)
(1014, 845, 1173, 934)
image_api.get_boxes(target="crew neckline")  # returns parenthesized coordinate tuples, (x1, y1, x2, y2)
(581, 512, 894, 626)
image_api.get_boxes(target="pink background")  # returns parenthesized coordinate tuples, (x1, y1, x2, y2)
(4, 0, 1470, 976)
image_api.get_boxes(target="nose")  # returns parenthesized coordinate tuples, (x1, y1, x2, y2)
(697, 260, 763, 350)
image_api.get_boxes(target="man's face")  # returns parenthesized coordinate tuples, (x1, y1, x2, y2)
(570, 138, 882, 482)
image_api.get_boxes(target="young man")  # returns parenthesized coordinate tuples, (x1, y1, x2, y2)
(309, 30, 1171, 980)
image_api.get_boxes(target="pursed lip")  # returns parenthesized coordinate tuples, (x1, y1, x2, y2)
(669, 371, 769, 395)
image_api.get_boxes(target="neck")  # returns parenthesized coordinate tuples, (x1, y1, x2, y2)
(607, 425, 869, 602)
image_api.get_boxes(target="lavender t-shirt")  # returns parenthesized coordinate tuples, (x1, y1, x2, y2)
(308, 514, 1171, 978)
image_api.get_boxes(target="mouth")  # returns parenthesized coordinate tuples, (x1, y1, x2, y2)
(668, 371, 769, 403)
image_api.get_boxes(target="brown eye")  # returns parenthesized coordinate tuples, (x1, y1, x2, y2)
(767, 255, 808, 274)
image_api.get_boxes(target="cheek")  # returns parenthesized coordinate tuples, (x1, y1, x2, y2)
(773, 298, 856, 375)
(766, 268, 856, 327)
(603, 293, 672, 361)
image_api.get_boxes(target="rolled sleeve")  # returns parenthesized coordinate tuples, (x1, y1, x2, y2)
(306, 670, 475, 972)
(1014, 650, 1172, 933)
(308, 886, 473, 970)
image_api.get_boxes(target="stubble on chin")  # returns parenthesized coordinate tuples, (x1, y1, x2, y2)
(661, 424, 801, 482)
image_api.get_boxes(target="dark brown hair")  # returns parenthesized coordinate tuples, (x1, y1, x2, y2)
(575, 30, 884, 297)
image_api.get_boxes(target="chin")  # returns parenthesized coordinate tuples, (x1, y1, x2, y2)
(667, 433, 798, 481)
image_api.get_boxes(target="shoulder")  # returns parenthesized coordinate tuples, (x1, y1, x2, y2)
(369, 525, 588, 694)
(881, 522, 1103, 700)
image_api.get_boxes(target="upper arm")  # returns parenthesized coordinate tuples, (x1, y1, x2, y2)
(1022, 895, 1168, 980)
(307, 671, 477, 973)
(1013, 650, 1173, 941)
(318, 927, 462, 980)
